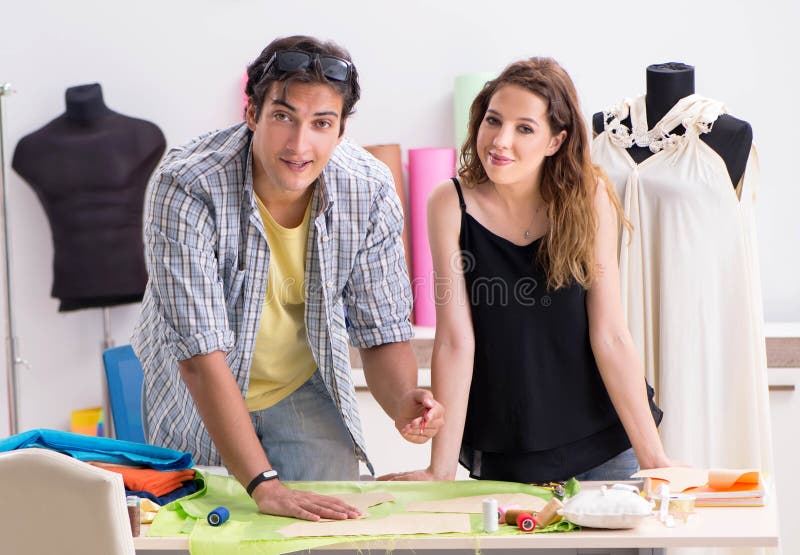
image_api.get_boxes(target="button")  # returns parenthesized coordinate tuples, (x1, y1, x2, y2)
(322, 235, 330, 242)
(326, 281, 333, 288)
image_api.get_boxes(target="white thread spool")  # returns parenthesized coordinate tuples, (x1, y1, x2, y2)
(658, 484, 671, 523)
(482, 498, 499, 533)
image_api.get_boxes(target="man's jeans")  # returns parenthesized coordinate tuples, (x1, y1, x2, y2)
(249, 370, 360, 481)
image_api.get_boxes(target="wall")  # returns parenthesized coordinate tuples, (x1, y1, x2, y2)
(0, 0, 798, 437)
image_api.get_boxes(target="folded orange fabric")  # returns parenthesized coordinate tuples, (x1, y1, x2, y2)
(91, 462, 196, 496)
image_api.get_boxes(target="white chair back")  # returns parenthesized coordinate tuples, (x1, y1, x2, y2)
(0, 447, 135, 555)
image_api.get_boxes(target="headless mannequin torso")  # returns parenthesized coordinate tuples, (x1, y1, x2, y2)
(12, 83, 166, 311)
(592, 63, 752, 189)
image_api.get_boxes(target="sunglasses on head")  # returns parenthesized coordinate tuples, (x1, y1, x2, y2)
(260, 50, 352, 83)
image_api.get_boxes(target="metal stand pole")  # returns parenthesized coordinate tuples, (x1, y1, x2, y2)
(1, 82, 22, 436)
(101, 307, 115, 438)
(102, 307, 114, 350)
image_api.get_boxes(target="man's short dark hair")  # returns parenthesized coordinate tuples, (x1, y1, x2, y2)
(245, 35, 360, 135)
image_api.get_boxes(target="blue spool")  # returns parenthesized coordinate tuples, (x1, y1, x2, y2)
(207, 506, 230, 526)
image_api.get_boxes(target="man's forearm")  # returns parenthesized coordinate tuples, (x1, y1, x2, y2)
(360, 341, 418, 419)
(178, 351, 270, 486)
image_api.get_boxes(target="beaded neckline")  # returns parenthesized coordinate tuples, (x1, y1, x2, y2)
(602, 94, 726, 154)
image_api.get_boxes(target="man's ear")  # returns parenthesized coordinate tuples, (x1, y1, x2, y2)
(246, 102, 259, 131)
(546, 130, 567, 157)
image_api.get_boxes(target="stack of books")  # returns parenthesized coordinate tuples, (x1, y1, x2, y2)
(633, 467, 765, 507)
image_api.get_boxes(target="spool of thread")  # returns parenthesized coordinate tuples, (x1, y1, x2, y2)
(516, 512, 537, 532)
(504, 508, 537, 526)
(207, 506, 230, 527)
(126, 495, 141, 537)
(536, 497, 564, 528)
(497, 503, 521, 524)
(482, 498, 498, 533)
(653, 493, 696, 523)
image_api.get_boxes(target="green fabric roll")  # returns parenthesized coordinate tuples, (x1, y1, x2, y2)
(148, 473, 580, 555)
(454, 72, 496, 153)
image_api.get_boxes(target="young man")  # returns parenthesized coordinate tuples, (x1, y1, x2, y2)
(132, 36, 443, 521)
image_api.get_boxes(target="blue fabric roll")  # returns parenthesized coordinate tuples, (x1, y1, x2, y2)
(0, 428, 193, 470)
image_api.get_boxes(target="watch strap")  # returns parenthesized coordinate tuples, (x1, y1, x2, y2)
(246, 469, 279, 496)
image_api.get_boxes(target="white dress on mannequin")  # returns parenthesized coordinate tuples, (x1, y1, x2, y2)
(592, 94, 773, 476)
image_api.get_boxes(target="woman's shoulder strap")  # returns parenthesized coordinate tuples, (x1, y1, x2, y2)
(450, 177, 466, 210)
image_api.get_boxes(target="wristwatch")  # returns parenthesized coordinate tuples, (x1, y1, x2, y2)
(246, 469, 279, 497)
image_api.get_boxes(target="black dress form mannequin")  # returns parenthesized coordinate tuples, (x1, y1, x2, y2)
(12, 83, 166, 311)
(592, 63, 752, 189)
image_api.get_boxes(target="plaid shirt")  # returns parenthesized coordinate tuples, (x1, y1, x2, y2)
(132, 123, 413, 470)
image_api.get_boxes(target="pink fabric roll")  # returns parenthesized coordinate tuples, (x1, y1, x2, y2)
(408, 147, 456, 326)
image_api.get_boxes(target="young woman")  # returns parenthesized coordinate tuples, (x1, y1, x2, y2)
(385, 58, 673, 483)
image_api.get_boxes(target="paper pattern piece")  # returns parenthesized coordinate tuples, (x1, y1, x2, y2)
(632, 467, 761, 493)
(279, 513, 471, 538)
(406, 493, 547, 514)
(320, 491, 395, 520)
(632, 467, 764, 506)
(632, 467, 709, 493)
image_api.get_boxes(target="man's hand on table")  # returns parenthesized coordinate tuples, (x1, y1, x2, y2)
(394, 389, 445, 444)
(252, 479, 362, 521)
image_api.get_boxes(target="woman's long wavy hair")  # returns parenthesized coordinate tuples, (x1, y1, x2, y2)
(459, 57, 626, 290)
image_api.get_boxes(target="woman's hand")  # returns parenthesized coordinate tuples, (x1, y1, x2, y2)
(376, 467, 441, 481)
(639, 453, 689, 470)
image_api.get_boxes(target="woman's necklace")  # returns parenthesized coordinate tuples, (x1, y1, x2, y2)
(492, 183, 548, 240)
(523, 204, 548, 239)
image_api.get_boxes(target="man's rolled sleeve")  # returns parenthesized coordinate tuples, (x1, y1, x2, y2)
(144, 172, 235, 360)
(344, 183, 414, 349)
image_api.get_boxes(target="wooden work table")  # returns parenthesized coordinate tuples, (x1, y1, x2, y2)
(133, 482, 780, 554)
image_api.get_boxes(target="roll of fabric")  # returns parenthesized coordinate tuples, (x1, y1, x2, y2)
(364, 144, 412, 298)
(454, 72, 496, 153)
(408, 147, 456, 326)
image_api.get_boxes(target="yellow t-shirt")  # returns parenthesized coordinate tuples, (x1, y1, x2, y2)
(245, 195, 317, 412)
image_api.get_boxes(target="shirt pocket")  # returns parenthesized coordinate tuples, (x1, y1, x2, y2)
(221, 253, 247, 305)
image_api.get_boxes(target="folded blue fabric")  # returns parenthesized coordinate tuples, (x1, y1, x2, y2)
(0, 429, 193, 470)
(128, 479, 201, 505)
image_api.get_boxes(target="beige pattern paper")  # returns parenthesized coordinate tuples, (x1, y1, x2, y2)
(279, 513, 471, 538)
(319, 491, 395, 521)
(332, 491, 395, 512)
(633, 467, 709, 493)
(406, 493, 546, 513)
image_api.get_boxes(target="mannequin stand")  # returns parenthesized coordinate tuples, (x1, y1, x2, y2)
(1, 82, 22, 436)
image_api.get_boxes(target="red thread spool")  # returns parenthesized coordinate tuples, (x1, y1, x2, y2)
(516, 512, 537, 533)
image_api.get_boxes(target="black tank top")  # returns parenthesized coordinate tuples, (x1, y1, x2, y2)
(452, 177, 632, 482)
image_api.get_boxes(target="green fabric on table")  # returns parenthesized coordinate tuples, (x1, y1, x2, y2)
(148, 473, 580, 555)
